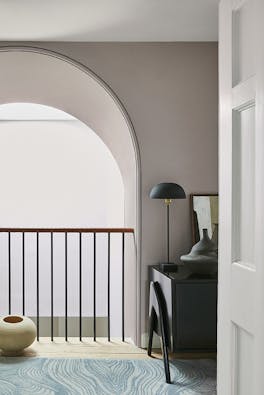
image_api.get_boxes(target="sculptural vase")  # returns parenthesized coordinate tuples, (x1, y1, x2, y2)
(180, 228, 218, 275)
(0, 315, 37, 356)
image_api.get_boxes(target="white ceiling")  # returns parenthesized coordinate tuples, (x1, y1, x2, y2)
(0, 0, 219, 42)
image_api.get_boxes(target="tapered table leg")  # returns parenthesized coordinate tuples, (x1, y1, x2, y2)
(148, 307, 156, 356)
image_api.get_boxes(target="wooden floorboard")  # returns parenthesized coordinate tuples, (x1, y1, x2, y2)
(0, 337, 216, 360)
(12, 337, 149, 359)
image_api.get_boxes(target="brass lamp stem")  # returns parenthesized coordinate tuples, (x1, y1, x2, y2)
(164, 199, 172, 263)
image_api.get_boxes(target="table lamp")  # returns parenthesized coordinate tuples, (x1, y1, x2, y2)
(150, 182, 186, 271)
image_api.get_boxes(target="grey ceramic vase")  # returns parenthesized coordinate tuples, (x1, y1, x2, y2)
(180, 228, 218, 275)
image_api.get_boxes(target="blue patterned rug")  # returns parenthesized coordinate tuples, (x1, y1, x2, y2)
(0, 358, 216, 394)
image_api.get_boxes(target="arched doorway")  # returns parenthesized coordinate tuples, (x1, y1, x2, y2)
(0, 47, 141, 345)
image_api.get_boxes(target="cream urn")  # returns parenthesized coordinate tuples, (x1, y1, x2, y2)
(0, 315, 37, 355)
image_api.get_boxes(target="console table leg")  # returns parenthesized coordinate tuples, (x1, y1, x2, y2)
(148, 307, 156, 356)
(148, 281, 171, 384)
(161, 334, 171, 384)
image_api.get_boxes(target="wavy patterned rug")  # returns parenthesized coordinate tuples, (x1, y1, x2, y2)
(0, 358, 216, 394)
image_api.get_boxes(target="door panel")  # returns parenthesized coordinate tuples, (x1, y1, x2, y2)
(218, 0, 263, 394)
(232, 105, 255, 266)
(233, 326, 254, 395)
(231, 263, 255, 332)
(232, 0, 256, 86)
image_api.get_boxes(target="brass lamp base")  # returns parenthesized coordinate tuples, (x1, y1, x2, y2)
(159, 263, 178, 273)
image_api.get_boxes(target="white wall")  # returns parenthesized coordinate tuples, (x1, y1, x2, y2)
(0, 119, 124, 227)
(0, 108, 125, 336)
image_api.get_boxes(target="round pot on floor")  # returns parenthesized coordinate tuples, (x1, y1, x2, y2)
(0, 315, 37, 356)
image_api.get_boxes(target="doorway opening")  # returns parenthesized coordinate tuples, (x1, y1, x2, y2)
(0, 103, 131, 340)
(0, 46, 141, 345)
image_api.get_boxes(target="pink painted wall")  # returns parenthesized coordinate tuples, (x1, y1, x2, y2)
(1, 42, 218, 343)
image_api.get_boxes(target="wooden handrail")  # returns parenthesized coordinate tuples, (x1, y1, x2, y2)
(0, 228, 134, 233)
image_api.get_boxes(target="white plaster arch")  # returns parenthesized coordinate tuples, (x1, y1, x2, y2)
(0, 46, 141, 345)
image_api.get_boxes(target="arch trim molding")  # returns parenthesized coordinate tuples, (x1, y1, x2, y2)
(0, 45, 142, 346)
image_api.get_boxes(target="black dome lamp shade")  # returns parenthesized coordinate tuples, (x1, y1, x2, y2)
(149, 182, 186, 270)
(149, 183, 186, 200)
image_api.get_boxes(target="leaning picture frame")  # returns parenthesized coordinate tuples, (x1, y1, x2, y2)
(190, 193, 218, 244)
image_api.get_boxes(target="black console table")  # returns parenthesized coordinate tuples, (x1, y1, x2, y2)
(148, 265, 217, 383)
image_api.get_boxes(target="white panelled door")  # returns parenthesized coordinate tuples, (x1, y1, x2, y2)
(218, 0, 264, 394)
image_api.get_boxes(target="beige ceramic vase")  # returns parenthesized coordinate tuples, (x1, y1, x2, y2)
(0, 315, 37, 355)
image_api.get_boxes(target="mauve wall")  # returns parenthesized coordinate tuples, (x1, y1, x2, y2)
(2, 42, 218, 342)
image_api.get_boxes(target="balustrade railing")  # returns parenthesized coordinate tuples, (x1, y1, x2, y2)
(0, 228, 134, 342)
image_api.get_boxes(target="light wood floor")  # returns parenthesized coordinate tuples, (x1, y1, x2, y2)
(19, 338, 148, 359)
(1, 337, 216, 360)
